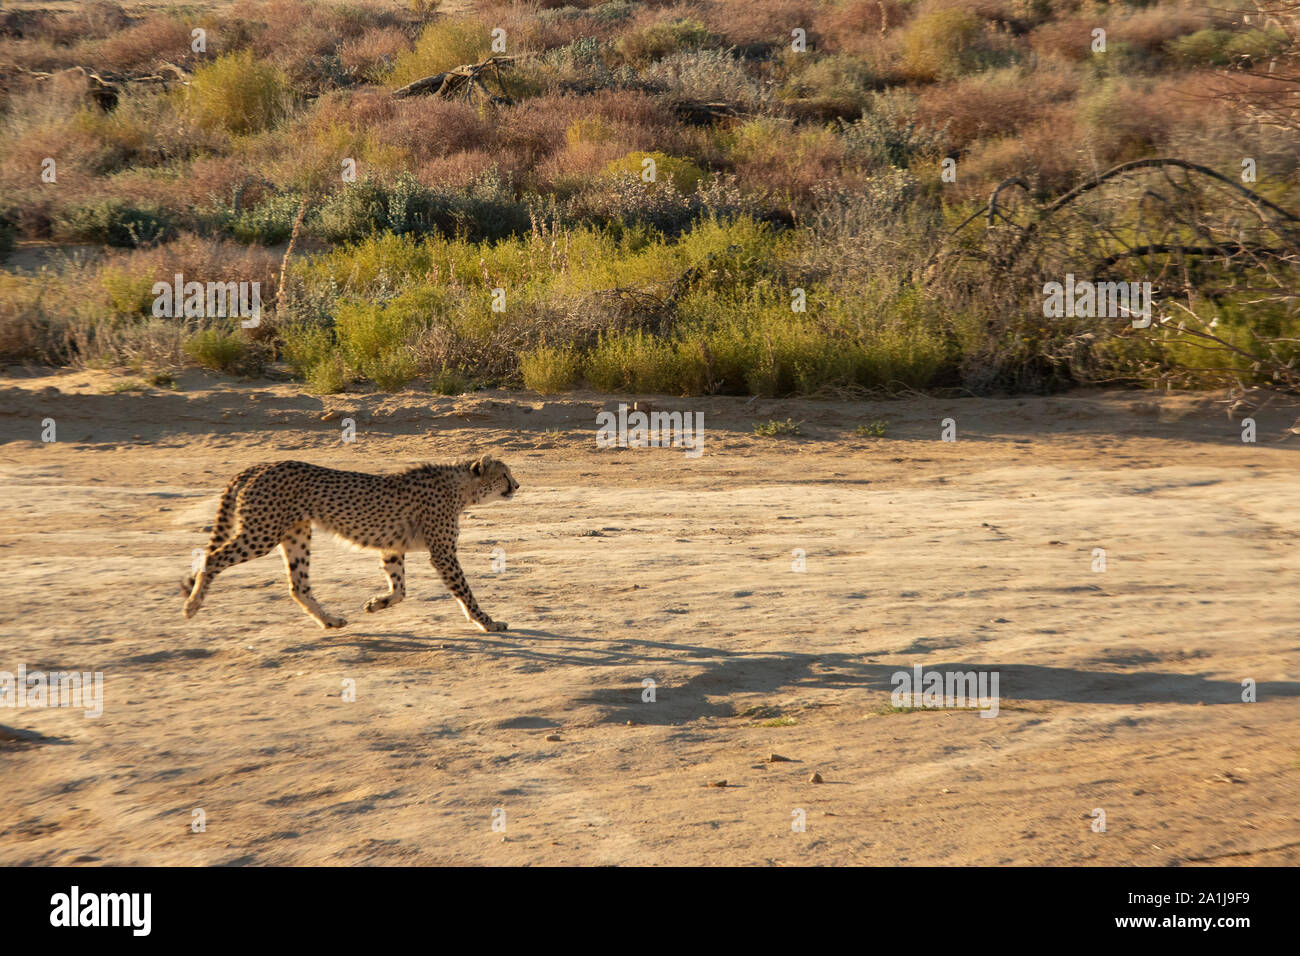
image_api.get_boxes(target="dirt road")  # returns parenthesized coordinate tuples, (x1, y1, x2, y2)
(1, 370, 1297, 865)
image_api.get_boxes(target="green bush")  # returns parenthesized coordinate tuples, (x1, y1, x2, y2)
(1169, 27, 1289, 67)
(334, 290, 429, 389)
(100, 266, 156, 315)
(54, 198, 176, 247)
(615, 17, 712, 66)
(387, 18, 492, 87)
(602, 151, 706, 193)
(901, 9, 986, 81)
(780, 54, 877, 120)
(583, 331, 706, 395)
(312, 171, 529, 243)
(430, 365, 470, 394)
(184, 327, 255, 374)
(307, 356, 348, 394)
(227, 193, 303, 245)
(187, 51, 290, 134)
(520, 345, 582, 393)
(280, 320, 336, 377)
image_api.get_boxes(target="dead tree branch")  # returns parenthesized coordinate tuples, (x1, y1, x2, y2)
(391, 55, 519, 105)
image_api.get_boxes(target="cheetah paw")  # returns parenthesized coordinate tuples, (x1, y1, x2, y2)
(363, 597, 389, 613)
(477, 619, 508, 633)
(319, 615, 348, 629)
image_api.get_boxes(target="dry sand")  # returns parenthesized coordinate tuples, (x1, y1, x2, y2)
(1, 369, 1298, 865)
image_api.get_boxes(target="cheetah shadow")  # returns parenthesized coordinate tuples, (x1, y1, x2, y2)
(323, 628, 1299, 726)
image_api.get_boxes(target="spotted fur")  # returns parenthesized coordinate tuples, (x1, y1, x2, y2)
(181, 457, 519, 631)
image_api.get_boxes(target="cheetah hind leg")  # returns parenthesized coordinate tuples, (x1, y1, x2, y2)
(184, 528, 276, 619)
(364, 551, 406, 613)
(280, 522, 346, 629)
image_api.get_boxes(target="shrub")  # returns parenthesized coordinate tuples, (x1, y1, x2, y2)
(333, 290, 430, 389)
(306, 355, 348, 393)
(365, 347, 418, 390)
(583, 330, 705, 394)
(602, 150, 705, 193)
(641, 49, 765, 112)
(430, 365, 470, 394)
(615, 17, 712, 66)
(567, 171, 754, 235)
(53, 198, 176, 247)
(89, 13, 192, 74)
(900, 8, 986, 81)
(1169, 27, 1288, 67)
(780, 53, 877, 120)
(725, 118, 847, 202)
(183, 326, 255, 374)
(340, 27, 413, 83)
(841, 90, 948, 169)
(520, 344, 582, 392)
(387, 17, 492, 88)
(279, 320, 335, 377)
(311, 171, 530, 243)
(100, 265, 156, 315)
(225, 193, 303, 245)
(754, 418, 802, 437)
(187, 51, 291, 135)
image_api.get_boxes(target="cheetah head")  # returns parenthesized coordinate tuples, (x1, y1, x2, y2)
(469, 455, 519, 504)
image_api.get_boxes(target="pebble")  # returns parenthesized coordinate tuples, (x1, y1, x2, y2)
(809, 772, 823, 784)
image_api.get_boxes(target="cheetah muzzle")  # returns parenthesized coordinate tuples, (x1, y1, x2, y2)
(180, 456, 520, 633)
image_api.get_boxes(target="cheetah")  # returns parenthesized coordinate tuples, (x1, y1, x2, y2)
(180, 457, 519, 632)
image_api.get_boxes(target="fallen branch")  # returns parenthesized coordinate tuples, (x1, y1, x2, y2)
(391, 55, 518, 105)
(669, 99, 744, 124)
(10, 63, 190, 109)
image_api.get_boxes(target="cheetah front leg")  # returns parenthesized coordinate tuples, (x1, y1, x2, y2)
(280, 521, 347, 629)
(430, 549, 507, 632)
(364, 551, 406, 613)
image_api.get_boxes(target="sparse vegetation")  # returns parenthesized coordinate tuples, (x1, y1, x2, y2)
(754, 418, 803, 437)
(0, 0, 1294, 397)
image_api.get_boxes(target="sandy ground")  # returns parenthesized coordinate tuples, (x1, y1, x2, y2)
(0, 369, 1298, 866)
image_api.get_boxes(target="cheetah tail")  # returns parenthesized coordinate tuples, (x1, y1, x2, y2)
(206, 471, 247, 552)
(183, 471, 248, 599)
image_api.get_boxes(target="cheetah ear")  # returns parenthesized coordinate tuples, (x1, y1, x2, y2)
(470, 458, 483, 477)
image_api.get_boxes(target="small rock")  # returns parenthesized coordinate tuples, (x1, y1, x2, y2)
(320, 410, 341, 422)
(707, 780, 728, 788)
(809, 772, 823, 784)
(768, 753, 791, 763)
(544, 733, 561, 742)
